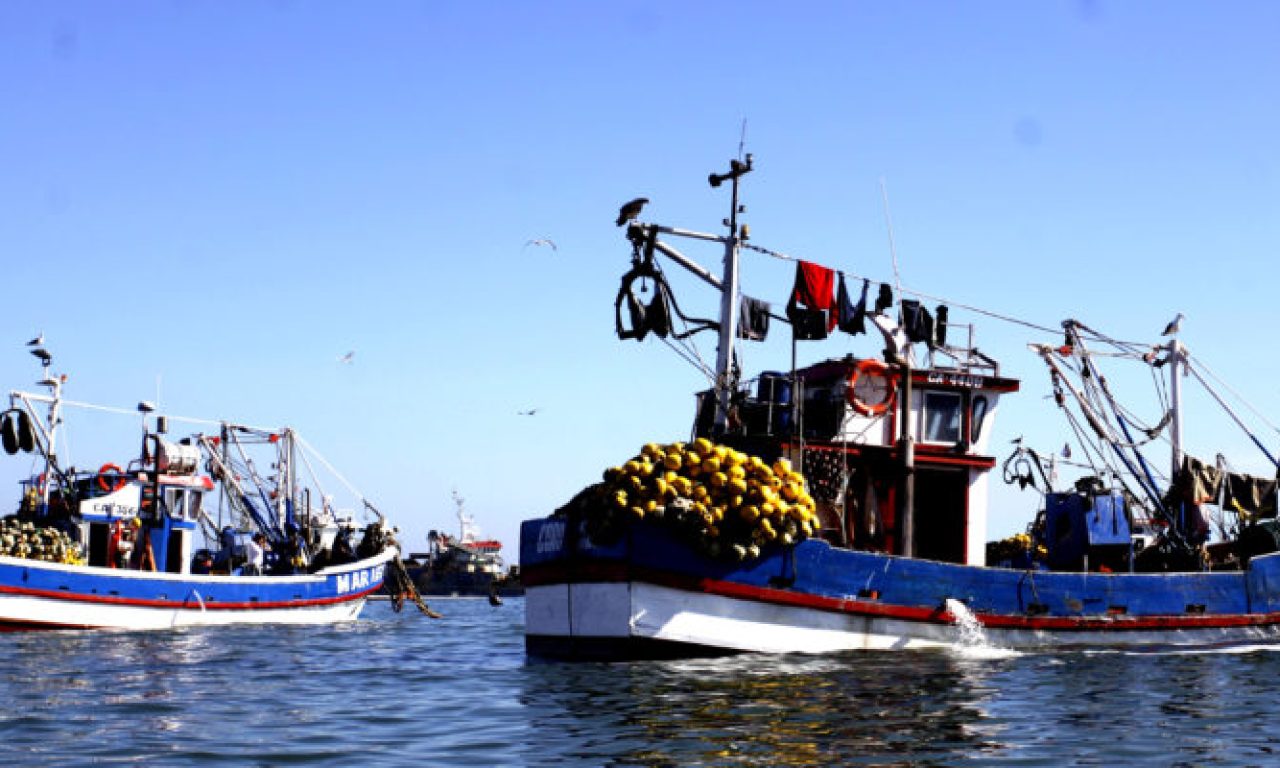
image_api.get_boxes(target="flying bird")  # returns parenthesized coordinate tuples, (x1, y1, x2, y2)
(337, 351, 355, 364)
(1161, 312, 1184, 336)
(524, 238, 557, 252)
(517, 408, 540, 416)
(615, 197, 649, 226)
(26, 333, 43, 347)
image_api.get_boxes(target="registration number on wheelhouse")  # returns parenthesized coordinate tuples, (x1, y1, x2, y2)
(335, 565, 385, 594)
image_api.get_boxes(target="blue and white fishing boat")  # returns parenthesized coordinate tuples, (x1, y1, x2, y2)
(0, 344, 412, 631)
(521, 155, 1280, 658)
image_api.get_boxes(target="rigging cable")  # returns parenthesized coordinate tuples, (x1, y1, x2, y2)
(1184, 352, 1280, 441)
(294, 435, 383, 522)
(739, 241, 1157, 348)
(1182, 360, 1280, 469)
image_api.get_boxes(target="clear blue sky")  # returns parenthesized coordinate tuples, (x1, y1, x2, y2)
(3, 2, 1279, 555)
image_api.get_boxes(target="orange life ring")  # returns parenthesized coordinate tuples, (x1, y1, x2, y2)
(846, 358, 897, 417)
(97, 463, 126, 493)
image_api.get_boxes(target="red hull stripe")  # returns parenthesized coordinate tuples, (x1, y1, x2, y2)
(0, 583, 380, 611)
(525, 563, 1280, 632)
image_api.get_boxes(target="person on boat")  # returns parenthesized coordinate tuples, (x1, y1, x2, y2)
(328, 526, 356, 566)
(213, 526, 238, 571)
(273, 524, 309, 574)
(242, 532, 269, 576)
(190, 550, 213, 575)
(114, 521, 137, 569)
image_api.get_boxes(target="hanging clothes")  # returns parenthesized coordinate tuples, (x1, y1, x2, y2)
(790, 308, 829, 341)
(874, 283, 893, 314)
(934, 305, 949, 348)
(1226, 472, 1278, 517)
(788, 260, 836, 325)
(786, 260, 836, 339)
(836, 275, 868, 336)
(1174, 454, 1224, 505)
(899, 299, 934, 344)
(738, 295, 771, 341)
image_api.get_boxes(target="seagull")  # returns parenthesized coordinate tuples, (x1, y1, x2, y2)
(29, 347, 51, 364)
(517, 408, 540, 416)
(615, 197, 649, 227)
(1161, 312, 1184, 336)
(26, 333, 43, 346)
(337, 351, 355, 364)
(524, 238, 557, 252)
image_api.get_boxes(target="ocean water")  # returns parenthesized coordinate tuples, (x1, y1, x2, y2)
(4, 597, 1280, 767)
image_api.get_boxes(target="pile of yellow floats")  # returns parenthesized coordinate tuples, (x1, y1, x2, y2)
(985, 531, 1046, 566)
(575, 438, 819, 560)
(0, 517, 85, 565)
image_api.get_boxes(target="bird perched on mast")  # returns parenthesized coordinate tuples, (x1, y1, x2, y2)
(1161, 312, 1185, 336)
(615, 197, 649, 226)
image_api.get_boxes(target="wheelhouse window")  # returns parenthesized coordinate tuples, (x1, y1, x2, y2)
(164, 488, 203, 521)
(922, 391, 963, 444)
(971, 395, 990, 443)
(165, 488, 188, 519)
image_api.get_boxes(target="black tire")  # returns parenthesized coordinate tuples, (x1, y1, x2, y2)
(0, 413, 17, 455)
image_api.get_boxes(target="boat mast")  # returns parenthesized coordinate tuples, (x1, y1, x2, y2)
(34, 348, 60, 515)
(709, 154, 753, 433)
(1168, 335, 1184, 480)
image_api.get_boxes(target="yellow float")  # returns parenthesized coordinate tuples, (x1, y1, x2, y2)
(571, 439, 820, 561)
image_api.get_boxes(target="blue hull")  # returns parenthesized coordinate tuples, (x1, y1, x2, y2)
(0, 550, 394, 631)
(521, 518, 1280, 658)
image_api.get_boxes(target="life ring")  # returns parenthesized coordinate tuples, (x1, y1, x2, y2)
(846, 358, 897, 417)
(97, 463, 126, 493)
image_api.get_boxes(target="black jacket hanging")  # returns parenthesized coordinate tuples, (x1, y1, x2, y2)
(738, 295, 771, 341)
(874, 283, 893, 314)
(836, 275, 868, 336)
(934, 305, 949, 348)
(790, 308, 829, 340)
(900, 299, 934, 344)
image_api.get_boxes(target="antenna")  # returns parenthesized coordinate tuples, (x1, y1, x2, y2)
(879, 178, 904, 311)
(737, 118, 748, 161)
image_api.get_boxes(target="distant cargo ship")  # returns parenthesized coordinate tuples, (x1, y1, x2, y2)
(404, 492, 523, 598)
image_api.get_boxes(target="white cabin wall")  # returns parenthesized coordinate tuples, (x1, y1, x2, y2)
(967, 467, 990, 566)
(832, 403, 895, 447)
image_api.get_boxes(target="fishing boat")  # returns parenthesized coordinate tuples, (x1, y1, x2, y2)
(402, 491, 523, 598)
(0, 343, 427, 631)
(520, 155, 1280, 659)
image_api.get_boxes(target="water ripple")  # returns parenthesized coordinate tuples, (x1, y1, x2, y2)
(4, 600, 1280, 766)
